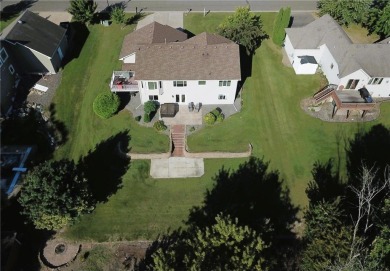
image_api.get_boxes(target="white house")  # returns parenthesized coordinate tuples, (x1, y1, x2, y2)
(111, 22, 241, 105)
(284, 14, 390, 98)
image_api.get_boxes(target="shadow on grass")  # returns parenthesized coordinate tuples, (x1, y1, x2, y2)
(48, 103, 69, 146)
(127, 12, 146, 26)
(0, 0, 36, 22)
(78, 131, 131, 203)
(117, 92, 131, 111)
(62, 22, 90, 67)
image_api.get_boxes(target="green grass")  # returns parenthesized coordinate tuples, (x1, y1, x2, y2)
(0, 14, 17, 32)
(53, 20, 169, 160)
(61, 13, 390, 241)
(185, 13, 390, 206)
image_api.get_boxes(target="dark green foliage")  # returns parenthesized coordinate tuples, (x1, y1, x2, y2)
(148, 214, 267, 271)
(300, 201, 352, 271)
(143, 113, 151, 123)
(135, 115, 141, 122)
(67, 0, 97, 25)
(317, 0, 371, 26)
(144, 101, 157, 115)
(216, 113, 225, 123)
(110, 6, 125, 26)
(18, 160, 94, 230)
(211, 108, 221, 117)
(93, 92, 120, 119)
(365, 0, 390, 39)
(153, 120, 167, 131)
(272, 7, 291, 46)
(204, 112, 216, 125)
(189, 126, 196, 132)
(217, 6, 268, 55)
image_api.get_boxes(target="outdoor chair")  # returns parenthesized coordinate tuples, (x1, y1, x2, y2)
(195, 103, 202, 112)
(188, 102, 194, 112)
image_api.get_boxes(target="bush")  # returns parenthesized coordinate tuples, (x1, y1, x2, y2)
(272, 7, 291, 46)
(211, 108, 221, 117)
(154, 120, 167, 131)
(204, 112, 216, 125)
(216, 113, 225, 123)
(144, 113, 151, 123)
(93, 92, 120, 119)
(144, 101, 157, 115)
(135, 116, 141, 122)
(189, 126, 196, 132)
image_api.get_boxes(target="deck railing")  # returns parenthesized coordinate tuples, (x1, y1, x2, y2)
(111, 84, 139, 91)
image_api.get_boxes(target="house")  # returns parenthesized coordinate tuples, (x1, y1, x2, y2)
(111, 22, 241, 105)
(0, 10, 68, 116)
(284, 14, 390, 98)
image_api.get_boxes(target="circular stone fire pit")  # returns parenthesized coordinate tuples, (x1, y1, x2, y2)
(42, 238, 80, 267)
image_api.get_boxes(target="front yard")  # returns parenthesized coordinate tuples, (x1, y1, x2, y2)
(57, 13, 390, 241)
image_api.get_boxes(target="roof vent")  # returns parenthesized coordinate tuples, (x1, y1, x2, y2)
(17, 20, 24, 24)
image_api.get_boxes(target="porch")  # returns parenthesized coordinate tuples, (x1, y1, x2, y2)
(110, 71, 139, 92)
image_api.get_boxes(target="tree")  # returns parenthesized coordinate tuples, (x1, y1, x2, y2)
(110, 6, 126, 28)
(148, 214, 267, 271)
(18, 160, 94, 230)
(317, 0, 372, 26)
(93, 92, 120, 119)
(67, 0, 97, 25)
(365, 0, 390, 38)
(144, 100, 157, 115)
(217, 6, 267, 55)
(272, 7, 291, 46)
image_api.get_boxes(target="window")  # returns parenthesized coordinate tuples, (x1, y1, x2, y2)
(149, 95, 158, 101)
(219, 80, 231, 87)
(141, 81, 144, 88)
(181, 94, 185, 103)
(218, 95, 226, 100)
(346, 79, 359, 89)
(148, 82, 157, 90)
(369, 77, 384, 85)
(9, 65, 15, 74)
(198, 81, 206, 85)
(173, 81, 187, 87)
(0, 48, 8, 63)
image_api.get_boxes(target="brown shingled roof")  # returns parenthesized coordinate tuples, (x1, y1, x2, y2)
(183, 32, 234, 45)
(119, 22, 187, 59)
(133, 43, 241, 80)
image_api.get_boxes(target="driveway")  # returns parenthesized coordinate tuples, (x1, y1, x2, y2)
(150, 157, 204, 178)
(290, 12, 316, 28)
(37, 11, 72, 25)
(136, 11, 183, 29)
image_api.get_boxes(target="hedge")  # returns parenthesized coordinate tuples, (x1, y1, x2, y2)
(93, 92, 120, 119)
(153, 120, 167, 131)
(144, 113, 151, 123)
(272, 7, 291, 46)
(204, 112, 216, 125)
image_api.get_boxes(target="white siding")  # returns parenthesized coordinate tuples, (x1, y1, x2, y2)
(366, 77, 390, 97)
(122, 53, 136, 63)
(138, 80, 238, 105)
(284, 35, 295, 64)
(319, 45, 340, 85)
(339, 69, 369, 90)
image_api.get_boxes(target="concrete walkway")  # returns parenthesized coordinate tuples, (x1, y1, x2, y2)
(136, 11, 184, 29)
(150, 157, 204, 178)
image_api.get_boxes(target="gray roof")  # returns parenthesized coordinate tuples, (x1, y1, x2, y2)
(120, 24, 241, 80)
(1, 10, 66, 57)
(285, 14, 390, 77)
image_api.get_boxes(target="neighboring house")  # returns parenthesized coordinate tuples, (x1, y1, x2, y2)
(0, 10, 68, 116)
(284, 14, 390, 98)
(111, 22, 241, 105)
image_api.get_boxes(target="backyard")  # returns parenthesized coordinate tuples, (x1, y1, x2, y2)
(55, 13, 390, 241)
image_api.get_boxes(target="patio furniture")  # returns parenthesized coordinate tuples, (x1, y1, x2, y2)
(195, 103, 202, 112)
(188, 102, 194, 112)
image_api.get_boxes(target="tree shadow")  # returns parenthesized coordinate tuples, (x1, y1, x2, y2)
(78, 131, 131, 203)
(0, 0, 36, 22)
(306, 159, 345, 205)
(61, 22, 90, 67)
(187, 156, 299, 261)
(346, 124, 390, 188)
(126, 12, 146, 26)
(239, 46, 253, 87)
(116, 92, 131, 111)
(48, 104, 68, 146)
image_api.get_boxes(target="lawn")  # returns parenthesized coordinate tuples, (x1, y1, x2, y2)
(61, 12, 390, 241)
(53, 19, 169, 160)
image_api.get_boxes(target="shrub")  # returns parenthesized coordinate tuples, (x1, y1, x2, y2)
(154, 120, 167, 131)
(144, 113, 151, 123)
(204, 112, 216, 125)
(273, 7, 291, 46)
(93, 92, 120, 119)
(189, 126, 196, 132)
(216, 113, 225, 123)
(135, 116, 141, 122)
(211, 108, 221, 117)
(144, 101, 157, 115)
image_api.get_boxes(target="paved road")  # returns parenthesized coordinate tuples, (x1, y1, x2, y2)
(1, 0, 318, 12)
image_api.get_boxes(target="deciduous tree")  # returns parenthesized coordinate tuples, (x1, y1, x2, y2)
(217, 6, 267, 55)
(18, 160, 94, 230)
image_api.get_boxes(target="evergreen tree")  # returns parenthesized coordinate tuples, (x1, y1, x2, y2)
(67, 0, 97, 25)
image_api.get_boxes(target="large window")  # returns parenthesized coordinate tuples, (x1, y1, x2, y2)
(148, 82, 157, 90)
(368, 77, 383, 85)
(173, 81, 187, 87)
(149, 95, 158, 101)
(198, 81, 206, 85)
(219, 80, 231, 87)
(346, 79, 359, 89)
